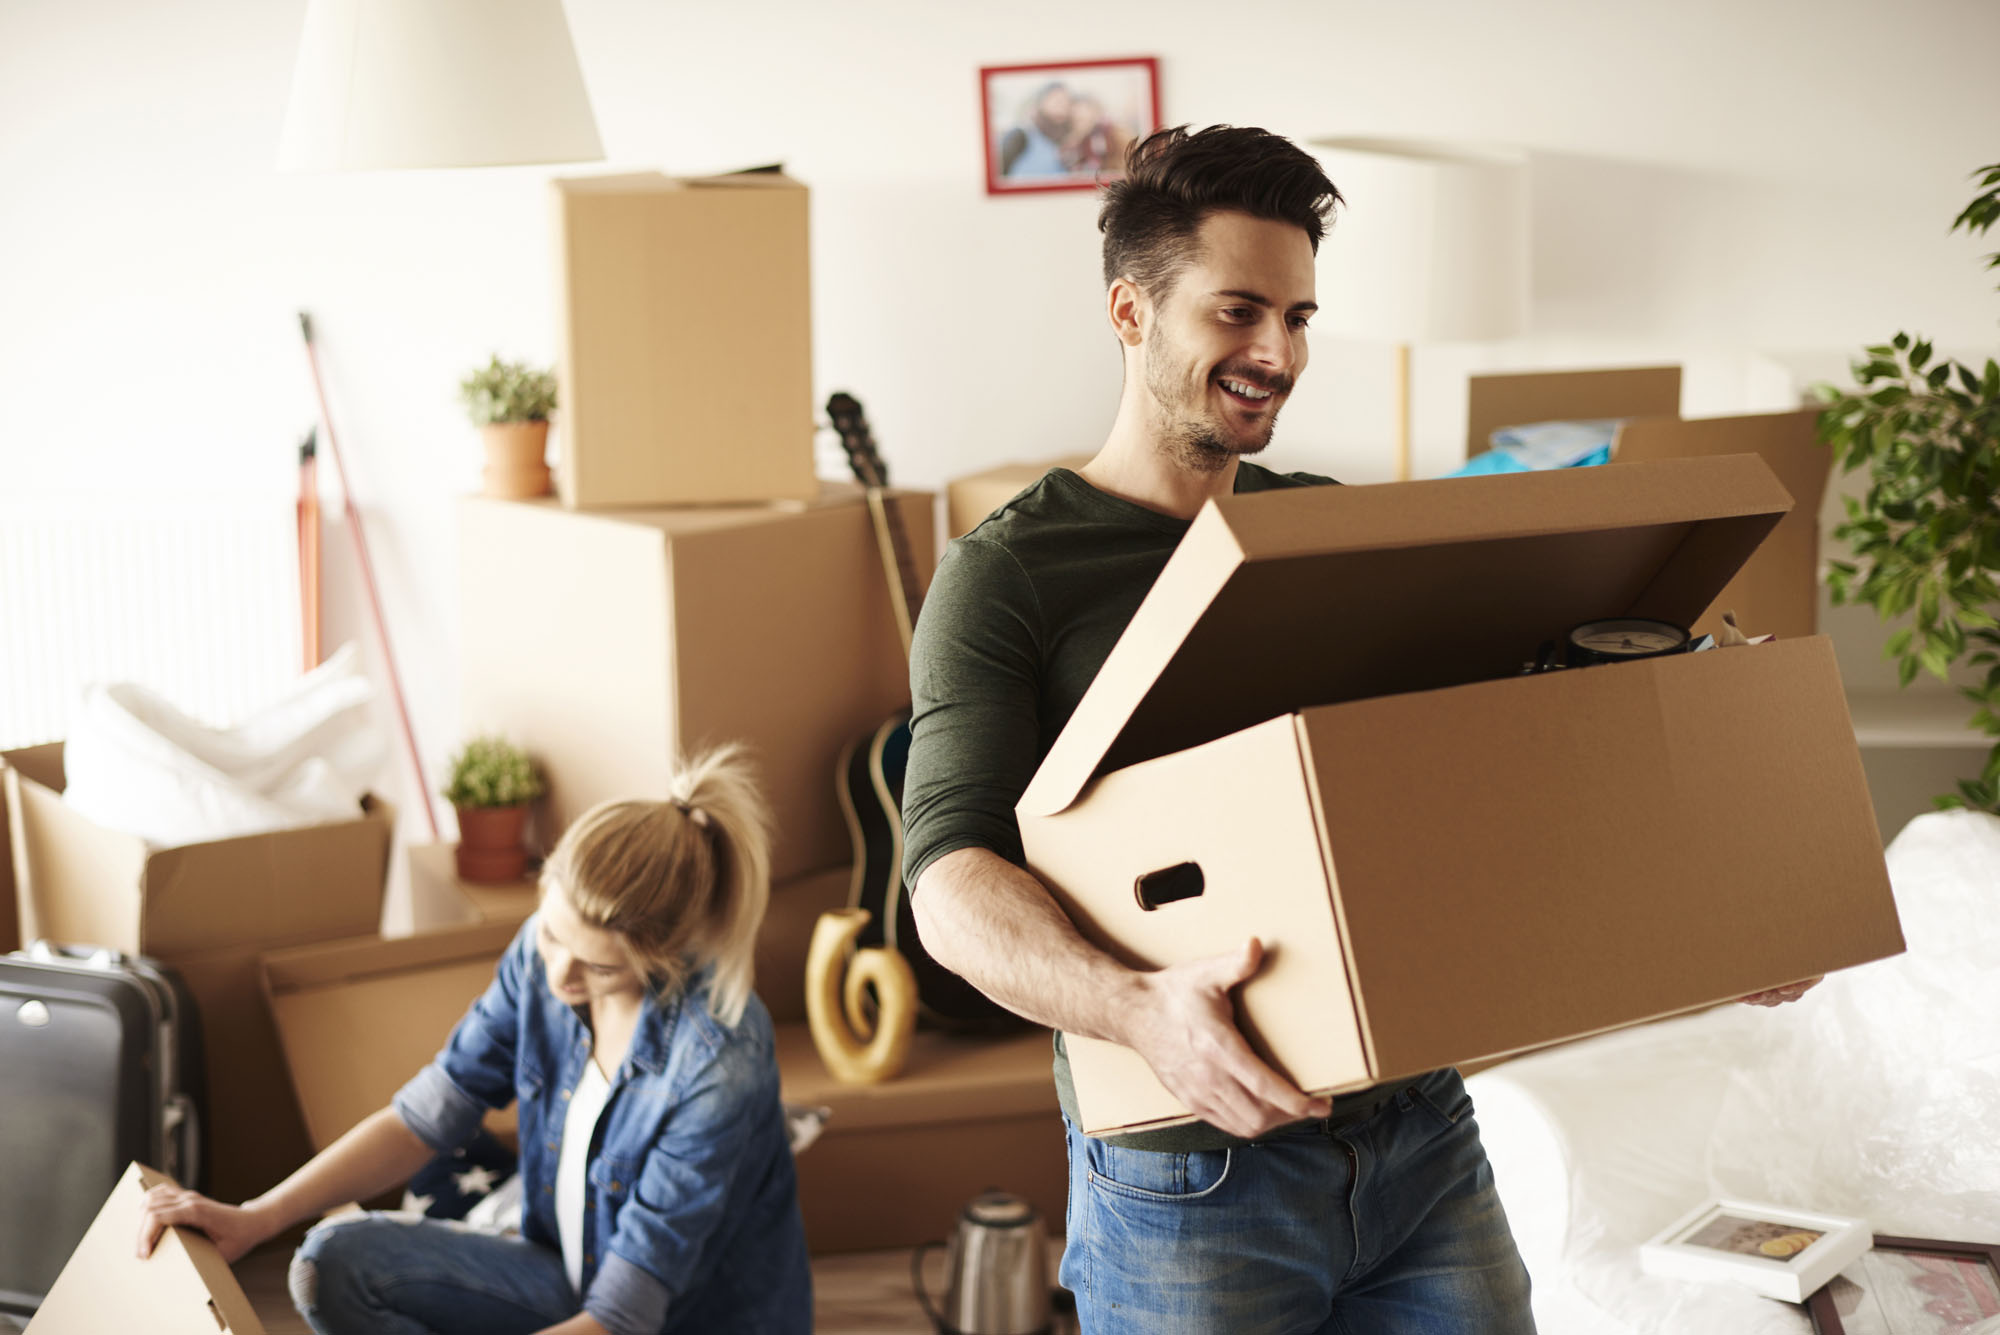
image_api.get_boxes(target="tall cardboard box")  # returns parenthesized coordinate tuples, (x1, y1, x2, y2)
(1015, 455, 1904, 1136)
(1, 744, 392, 1200)
(459, 486, 932, 882)
(552, 170, 817, 508)
(945, 455, 1093, 539)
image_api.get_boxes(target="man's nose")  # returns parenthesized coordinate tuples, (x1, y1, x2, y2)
(1249, 317, 1295, 374)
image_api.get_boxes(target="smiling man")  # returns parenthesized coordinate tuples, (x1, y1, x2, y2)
(899, 125, 1538, 1333)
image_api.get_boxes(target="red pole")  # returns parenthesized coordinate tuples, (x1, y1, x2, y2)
(297, 311, 441, 841)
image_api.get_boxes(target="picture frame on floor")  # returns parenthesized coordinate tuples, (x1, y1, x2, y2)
(1639, 1198, 1874, 1303)
(1806, 1235, 2000, 1334)
(978, 57, 1160, 195)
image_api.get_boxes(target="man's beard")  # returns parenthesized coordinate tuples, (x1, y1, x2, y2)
(1144, 337, 1285, 474)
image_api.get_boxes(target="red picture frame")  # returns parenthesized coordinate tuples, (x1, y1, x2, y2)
(1806, 1234, 2000, 1333)
(979, 57, 1162, 196)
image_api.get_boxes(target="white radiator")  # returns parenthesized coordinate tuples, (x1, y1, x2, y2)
(0, 495, 301, 750)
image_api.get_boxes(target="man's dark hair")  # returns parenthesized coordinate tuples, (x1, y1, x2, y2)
(1098, 124, 1342, 297)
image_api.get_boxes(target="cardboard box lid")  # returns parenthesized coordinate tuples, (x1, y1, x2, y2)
(26, 1162, 264, 1335)
(262, 921, 522, 1150)
(1019, 453, 1794, 817)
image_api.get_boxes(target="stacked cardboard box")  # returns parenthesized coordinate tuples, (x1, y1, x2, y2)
(1, 743, 392, 1202)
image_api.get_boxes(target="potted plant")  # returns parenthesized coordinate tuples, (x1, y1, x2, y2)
(459, 354, 559, 499)
(1817, 160, 2000, 814)
(442, 734, 546, 883)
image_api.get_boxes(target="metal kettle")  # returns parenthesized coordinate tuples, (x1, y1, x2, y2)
(915, 1190, 1053, 1335)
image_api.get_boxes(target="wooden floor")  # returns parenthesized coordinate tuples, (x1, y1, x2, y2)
(236, 1238, 1074, 1334)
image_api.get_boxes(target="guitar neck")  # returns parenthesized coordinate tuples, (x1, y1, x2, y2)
(863, 486, 924, 662)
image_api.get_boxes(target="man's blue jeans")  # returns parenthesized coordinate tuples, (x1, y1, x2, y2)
(1059, 1068, 1536, 1334)
(288, 1213, 579, 1335)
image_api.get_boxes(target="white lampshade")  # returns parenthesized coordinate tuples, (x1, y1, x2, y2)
(1309, 137, 1530, 343)
(278, 0, 604, 172)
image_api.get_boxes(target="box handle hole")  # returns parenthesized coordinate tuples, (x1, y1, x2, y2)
(1135, 862, 1205, 911)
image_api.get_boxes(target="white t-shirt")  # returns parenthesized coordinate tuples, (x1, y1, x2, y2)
(556, 1057, 613, 1295)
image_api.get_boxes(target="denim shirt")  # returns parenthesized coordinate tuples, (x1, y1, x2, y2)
(393, 915, 811, 1335)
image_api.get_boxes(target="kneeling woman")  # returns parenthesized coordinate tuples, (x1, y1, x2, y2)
(138, 748, 812, 1334)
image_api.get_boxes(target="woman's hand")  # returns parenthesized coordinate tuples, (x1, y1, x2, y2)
(136, 1186, 279, 1265)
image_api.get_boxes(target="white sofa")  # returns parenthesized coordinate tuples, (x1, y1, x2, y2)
(1467, 810, 2000, 1334)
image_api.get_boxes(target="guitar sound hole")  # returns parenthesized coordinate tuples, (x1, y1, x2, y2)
(1134, 862, 1206, 911)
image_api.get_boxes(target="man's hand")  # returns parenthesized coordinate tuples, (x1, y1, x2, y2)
(136, 1186, 278, 1265)
(1738, 976, 1823, 1008)
(1123, 938, 1331, 1141)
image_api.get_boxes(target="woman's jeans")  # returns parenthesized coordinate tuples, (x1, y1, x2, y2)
(289, 1214, 578, 1335)
(1060, 1068, 1536, 1334)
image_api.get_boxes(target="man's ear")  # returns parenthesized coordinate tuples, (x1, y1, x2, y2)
(1106, 277, 1149, 349)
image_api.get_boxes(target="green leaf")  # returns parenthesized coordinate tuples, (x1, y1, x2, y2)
(1892, 332, 1910, 351)
(1920, 639, 1954, 679)
(1900, 654, 1921, 687)
(1959, 363, 1983, 394)
(1911, 340, 1932, 370)
(1886, 627, 1915, 657)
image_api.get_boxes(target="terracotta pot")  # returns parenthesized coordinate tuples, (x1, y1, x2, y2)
(479, 421, 552, 499)
(455, 803, 531, 883)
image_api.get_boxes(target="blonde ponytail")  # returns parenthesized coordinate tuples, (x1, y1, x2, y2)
(541, 744, 773, 1026)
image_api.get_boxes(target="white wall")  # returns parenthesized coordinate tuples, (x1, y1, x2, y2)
(3, 0, 1996, 817)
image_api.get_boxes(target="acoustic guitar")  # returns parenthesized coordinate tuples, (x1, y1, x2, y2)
(827, 392, 1015, 1030)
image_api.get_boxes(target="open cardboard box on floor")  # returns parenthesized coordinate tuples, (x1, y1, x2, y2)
(2, 743, 393, 1200)
(1017, 454, 1904, 1138)
(262, 920, 524, 1151)
(25, 1162, 264, 1335)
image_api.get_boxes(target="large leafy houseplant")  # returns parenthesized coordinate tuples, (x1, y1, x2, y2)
(1818, 162, 2000, 813)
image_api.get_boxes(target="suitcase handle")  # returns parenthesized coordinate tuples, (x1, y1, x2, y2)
(25, 939, 130, 970)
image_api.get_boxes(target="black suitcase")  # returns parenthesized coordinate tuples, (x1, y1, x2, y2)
(0, 941, 207, 1317)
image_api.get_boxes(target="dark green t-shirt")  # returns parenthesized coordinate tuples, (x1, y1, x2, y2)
(902, 463, 1385, 1150)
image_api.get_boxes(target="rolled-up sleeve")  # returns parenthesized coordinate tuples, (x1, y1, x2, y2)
(391, 918, 532, 1153)
(585, 1037, 773, 1334)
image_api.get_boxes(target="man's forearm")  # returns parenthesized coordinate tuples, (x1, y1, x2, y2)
(912, 846, 1148, 1044)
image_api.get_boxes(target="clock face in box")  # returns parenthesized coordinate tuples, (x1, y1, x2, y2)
(1565, 617, 1690, 667)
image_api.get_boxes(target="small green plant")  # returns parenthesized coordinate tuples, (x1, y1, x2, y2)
(1817, 161, 2000, 814)
(458, 354, 557, 426)
(441, 735, 546, 809)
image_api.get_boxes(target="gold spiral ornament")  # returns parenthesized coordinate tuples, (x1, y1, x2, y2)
(805, 908, 917, 1084)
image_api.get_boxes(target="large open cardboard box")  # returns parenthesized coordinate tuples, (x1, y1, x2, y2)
(25, 1163, 265, 1334)
(1015, 454, 1903, 1137)
(945, 455, 1094, 540)
(262, 921, 523, 1151)
(552, 170, 816, 509)
(2, 743, 393, 1199)
(459, 485, 932, 883)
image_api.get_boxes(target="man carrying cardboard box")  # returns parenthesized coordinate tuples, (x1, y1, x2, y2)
(903, 125, 1815, 1334)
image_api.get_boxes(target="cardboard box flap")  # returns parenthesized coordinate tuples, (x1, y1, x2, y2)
(1019, 454, 1793, 818)
(263, 921, 523, 1149)
(26, 1162, 265, 1334)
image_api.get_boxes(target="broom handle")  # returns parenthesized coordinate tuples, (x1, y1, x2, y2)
(297, 311, 441, 840)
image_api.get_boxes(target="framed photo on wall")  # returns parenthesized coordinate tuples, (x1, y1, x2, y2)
(1806, 1235, 2000, 1334)
(979, 57, 1161, 196)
